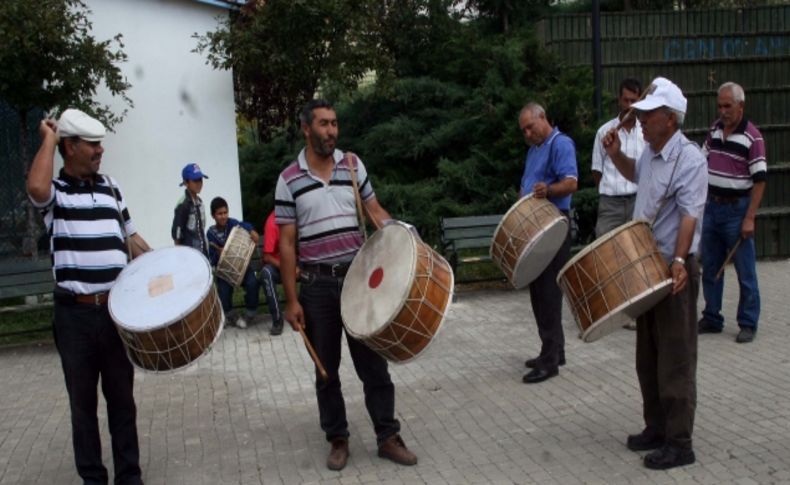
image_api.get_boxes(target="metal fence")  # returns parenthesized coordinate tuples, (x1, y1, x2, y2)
(0, 101, 45, 266)
(537, 4, 790, 257)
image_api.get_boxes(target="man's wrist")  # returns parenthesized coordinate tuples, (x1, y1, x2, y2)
(671, 256, 685, 267)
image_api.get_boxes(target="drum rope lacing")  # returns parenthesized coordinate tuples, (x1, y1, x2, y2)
(363, 243, 452, 360)
(558, 225, 668, 328)
(117, 285, 223, 372)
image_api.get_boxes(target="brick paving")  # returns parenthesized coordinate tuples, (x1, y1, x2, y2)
(1, 259, 789, 484)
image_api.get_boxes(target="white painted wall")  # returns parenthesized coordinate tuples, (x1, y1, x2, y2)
(85, 0, 240, 248)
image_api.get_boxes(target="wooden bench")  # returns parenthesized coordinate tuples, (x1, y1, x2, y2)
(0, 259, 54, 302)
(439, 214, 503, 277)
(0, 259, 54, 337)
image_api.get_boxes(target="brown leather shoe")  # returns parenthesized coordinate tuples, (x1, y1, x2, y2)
(377, 434, 417, 466)
(326, 438, 349, 471)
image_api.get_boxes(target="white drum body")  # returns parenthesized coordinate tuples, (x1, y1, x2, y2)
(109, 246, 224, 372)
(490, 194, 569, 288)
(340, 223, 454, 363)
(215, 226, 256, 287)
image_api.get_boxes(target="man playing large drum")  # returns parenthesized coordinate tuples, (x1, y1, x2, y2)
(517, 102, 578, 384)
(602, 78, 707, 470)
(275, 99, 417, 471)
(26, 109, 151, 485)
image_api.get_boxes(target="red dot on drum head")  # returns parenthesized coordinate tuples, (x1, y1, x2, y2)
(368, 267, 384, 289)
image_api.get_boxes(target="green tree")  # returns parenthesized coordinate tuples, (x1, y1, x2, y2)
(232, 1, 598, 244)
(0, 0, 131, 258)
(194, 0, 391, 141)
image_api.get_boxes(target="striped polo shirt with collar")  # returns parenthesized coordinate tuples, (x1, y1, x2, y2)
(274, 149, 372, 265)
(703, 117, 767, 198)
(30, 168, 135, 295)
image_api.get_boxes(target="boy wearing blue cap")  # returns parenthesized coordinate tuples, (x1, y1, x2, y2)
(172, 163, 209, 256)
(207, 197, 260, 329)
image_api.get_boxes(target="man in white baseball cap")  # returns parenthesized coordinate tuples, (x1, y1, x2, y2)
(602, 78, 708, 470)
(26, 108, 149, 484)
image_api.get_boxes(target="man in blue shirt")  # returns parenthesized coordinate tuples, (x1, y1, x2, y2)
(518, 102, 578, 384)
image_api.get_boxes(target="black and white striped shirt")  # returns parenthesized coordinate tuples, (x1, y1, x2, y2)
(29, 169, 135, 294)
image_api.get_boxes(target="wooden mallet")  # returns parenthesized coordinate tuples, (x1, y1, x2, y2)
(715, 237, 743, 281)
(614, 77, 668, 131)
(297, 326, 329, 381)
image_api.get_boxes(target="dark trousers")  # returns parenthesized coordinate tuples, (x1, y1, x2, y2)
(216, 267, 259, 316)
(635, 257, 699, 450)
(259, 264, 282, 324)
(299, 274, 400, 444)
(528, 229, 571, 369)
(53, 300, 142, 485)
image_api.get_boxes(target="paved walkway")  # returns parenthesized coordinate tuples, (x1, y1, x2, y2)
(1, 260, 789, 485)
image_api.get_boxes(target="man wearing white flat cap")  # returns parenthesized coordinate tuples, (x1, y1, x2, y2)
(602, 78, 707, 470)
(27, 109, 150, 484)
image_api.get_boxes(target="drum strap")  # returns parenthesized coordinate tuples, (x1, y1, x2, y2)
(346, 152, 369, 241)
(650, 138, 696, 228)
(104, 175, 133, 262)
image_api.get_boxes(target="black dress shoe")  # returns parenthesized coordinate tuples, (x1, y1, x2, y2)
(626, 429, 664, 451)
(644, 445, 695, 470)
(697, 317, 722, 334)
(522, 367, 558, 384)
(736, 327, 756, 343)
(524, 356, 566, 368)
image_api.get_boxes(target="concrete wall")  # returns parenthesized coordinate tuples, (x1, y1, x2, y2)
(85, 0, 240, 248)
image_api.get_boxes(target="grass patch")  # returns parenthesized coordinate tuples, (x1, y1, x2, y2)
(0, 306, 53, 346)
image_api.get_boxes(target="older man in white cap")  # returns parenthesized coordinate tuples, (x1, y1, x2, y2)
(602, 79, 707, 470)
(27, 109, 150, 485)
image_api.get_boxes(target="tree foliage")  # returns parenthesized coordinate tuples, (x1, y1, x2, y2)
(0, 0, 131, 258)
(194, 0, 392, 141)
(234, 3, 598, 245)
(0, 0, 131, 127)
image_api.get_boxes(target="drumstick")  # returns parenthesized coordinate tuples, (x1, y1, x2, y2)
(715, 237, 742, 281)
(614, 81, 660, 131)
(297, 326, 329, 381)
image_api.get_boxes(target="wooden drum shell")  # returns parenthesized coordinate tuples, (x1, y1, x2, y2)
(341, 223, 454, 363)
(491, 194, 568, 289)
(557, 220, 672, 342)
(215, 226, 255, 287)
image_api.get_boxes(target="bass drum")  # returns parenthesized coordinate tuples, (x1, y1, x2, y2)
(109, 246, 224, 372)
(340, 222, 454, 363)
(490, 194, 568, 288)
(557, 220, 672, 342)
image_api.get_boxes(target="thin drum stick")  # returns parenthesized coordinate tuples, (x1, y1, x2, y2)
(715, 237, 742, 281)
(614, 81, 659, 131)
(297, 326, 329, 381)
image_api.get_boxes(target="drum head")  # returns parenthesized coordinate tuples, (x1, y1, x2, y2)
(109, 246, 213, 332)
(341, 224, 416, 337)
(581, 278, 672, 342)
(511, 217, 569, 288)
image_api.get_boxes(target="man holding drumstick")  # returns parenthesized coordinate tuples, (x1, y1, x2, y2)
(518, 102, 578, 384)
(602, 78, 707, 470)
(275, 99, 417, 471)
(27, 109, 150, 484)
(698, 82, 766, 344)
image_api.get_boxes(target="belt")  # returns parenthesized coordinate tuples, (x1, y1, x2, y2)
(709, 194, 743, 205)
(301, 262, 351, 278)
(74, 292, 109, 306)
(601, 193, 636, 199)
